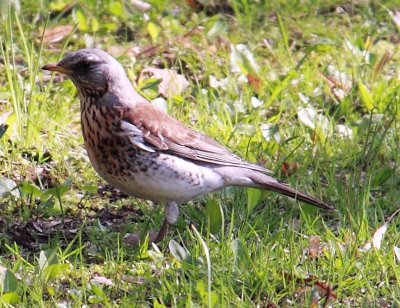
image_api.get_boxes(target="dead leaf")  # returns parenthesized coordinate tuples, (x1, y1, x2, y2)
(371, 223, 387, 250)
(394, 246, 400, 262)
(32, 220, 44, 233)
(0, 110, 12, 124)
(285, 272, 337, 306)
(209, 75, 228, 89)
(140, 67, 189, 97)
(185, 0, 203, 10)
(389, 10, 400, 27)
(362, 207, 400, 252)
(297, 105, 330, 133)
(307, 236, 321, 258)
(130, 0, 151, 11)
(230, 44, 259, 74)
(107, 45, 142, 58)
(319, 65, 353, 101)
(91, 276, 114, 286)
(40, 25, 74, 45)
(280, 161, 299, 177)
(247, 73, 263, 93)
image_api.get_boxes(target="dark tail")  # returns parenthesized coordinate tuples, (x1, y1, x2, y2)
(264, 180, 334, 211)
(214, 166, 334, 211)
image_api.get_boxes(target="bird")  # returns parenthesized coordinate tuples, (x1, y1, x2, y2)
(42, 48, 333, 243)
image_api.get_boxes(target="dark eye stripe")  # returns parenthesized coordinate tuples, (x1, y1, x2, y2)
(76, 61, 92, 70)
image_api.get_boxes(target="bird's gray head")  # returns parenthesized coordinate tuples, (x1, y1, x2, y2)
(42, 48, 130, 98)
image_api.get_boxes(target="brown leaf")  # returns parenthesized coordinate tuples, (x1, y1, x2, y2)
(107, 45, 142, 58)
(280, 161, 299, 177)
(185, 0, 203, 10)
(307, 235, 321, 258)
(135, 44, 162, 59)
(40, 25, 74, 45)
(140, 67, 189, 97)
(247, 73, 263, 93)
(319, 68, 352, 101)
(286, 272, 337, 306)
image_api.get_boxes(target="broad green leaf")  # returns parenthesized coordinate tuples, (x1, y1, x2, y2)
(108, 0, 123, 17)
(139, 77, 162, 91)
(43, 264, 69, 282)
(38, 249, 59, 274)
(41, 184, 70, 201)
(207, 19, 226, 39)
(153, 298, 167, 308)
(49, 0, 68, 11)
(75, 8, 89, 32)
(47, 286, 56, 296)
(147, 22, 160, 42)
(19, 182, 41, 197)
(196, 280, 218, 308)
(88, 295, 103, 304)
(205, 199, 223, 234)
(103, 22, 118, 31)
(91, 282, 105, 297)
(91, 17, 100, 32)
(230, 238, 246, 267)
(358, 82, 374, 111)
(0, 266, 18, 292)
(247, 188, 262, 213)
(1, 292, 20, 304)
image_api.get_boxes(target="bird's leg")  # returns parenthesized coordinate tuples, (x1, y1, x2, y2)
(152, 201, 179, 243)
(124, 201, 179, 245)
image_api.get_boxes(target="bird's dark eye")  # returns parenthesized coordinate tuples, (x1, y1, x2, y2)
(76, 60, 92, 70)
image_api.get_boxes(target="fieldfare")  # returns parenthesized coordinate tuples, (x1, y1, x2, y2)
(42, 49, 333, 243)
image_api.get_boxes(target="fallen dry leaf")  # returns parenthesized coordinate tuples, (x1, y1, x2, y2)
(91, 276, 114, 286)
(362, 207, 400, 252)
(130, 0, 151, 11)
(140, 67, 189, 97)
(284, 272, 337, 306)
(185, 0, 202, 10)
(280, 161, 299, 177)
(394, 246, 400, 262)
(307, 235, 322, 258)
(247, 73, 263, 93)
(319, 65, 353, 101)
(40, 25, 74, 45)
(389, 10, 400, 27)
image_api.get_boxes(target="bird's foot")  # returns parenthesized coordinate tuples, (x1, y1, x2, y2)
(123, 201, 178, 246)
(123, 219, 170, 245)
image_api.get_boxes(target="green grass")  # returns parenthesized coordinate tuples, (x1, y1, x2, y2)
(0, 0, 399, 306)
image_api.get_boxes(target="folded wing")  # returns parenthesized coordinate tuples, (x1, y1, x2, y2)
(121, 103, 271, 174)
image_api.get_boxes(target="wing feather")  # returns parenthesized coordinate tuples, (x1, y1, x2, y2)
(121, 103, 271, 174)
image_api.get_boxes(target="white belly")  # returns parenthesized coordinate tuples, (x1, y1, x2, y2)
(88, 148, 225, 203)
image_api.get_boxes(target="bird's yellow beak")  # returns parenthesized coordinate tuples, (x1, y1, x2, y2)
(42, 63, 71, 74)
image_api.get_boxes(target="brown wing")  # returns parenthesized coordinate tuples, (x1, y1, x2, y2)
(121, 103, 271, 174)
